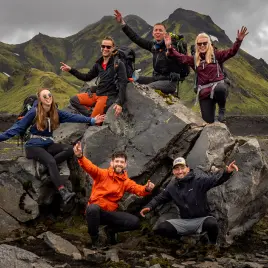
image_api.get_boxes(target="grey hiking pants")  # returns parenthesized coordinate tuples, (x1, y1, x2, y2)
(137, 76, 177, 94)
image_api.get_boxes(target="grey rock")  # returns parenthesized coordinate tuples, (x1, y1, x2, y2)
(150, 264, 162, 268)
(83, 247, 106, 263)
(0, 244, 53, 268)
(160, 253, 175, 260)
(42, 231, 80, 257)
(106, 248, 120, 262)
(0, 208, 20, 235)
(193, 261, 223, 268)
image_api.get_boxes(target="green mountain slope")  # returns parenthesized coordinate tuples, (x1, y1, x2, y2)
(0, 8, 267, 115)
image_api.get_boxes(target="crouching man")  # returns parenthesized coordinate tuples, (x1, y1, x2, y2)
(73, 142, 155, 248)
(140, 157, 238, 246)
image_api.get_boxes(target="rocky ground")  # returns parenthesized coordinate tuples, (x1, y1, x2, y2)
(0, 213, 267, 268)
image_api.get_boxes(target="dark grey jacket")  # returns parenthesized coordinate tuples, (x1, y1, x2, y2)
(146, 169, 232, 219)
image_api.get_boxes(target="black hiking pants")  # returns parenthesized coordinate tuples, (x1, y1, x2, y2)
(85, 204, 140, 237)
(199, 82, 228, 123)
(25, 143, 74, 188)
(137, 76, 177, 94)
(154, 217, 219, 244)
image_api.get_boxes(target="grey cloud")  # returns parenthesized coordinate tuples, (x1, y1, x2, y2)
(1, 0, 268, 61)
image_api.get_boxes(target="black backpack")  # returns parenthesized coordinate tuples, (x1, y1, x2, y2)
(113, 46, 136, 80)
(17, 95, 38, 145)
(170, 33, 190, 79)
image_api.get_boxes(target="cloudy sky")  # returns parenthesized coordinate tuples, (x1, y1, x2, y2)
(1, 0, 268, 61)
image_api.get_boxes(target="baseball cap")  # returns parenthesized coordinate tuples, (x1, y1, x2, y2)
(173, 157, 186, 168)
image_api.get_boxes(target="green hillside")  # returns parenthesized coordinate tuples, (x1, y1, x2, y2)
(0, 8, 267, 115)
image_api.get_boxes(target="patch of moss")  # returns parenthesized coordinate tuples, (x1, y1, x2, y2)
(150, 257, 172, 267)
(104, 260, 130, 268)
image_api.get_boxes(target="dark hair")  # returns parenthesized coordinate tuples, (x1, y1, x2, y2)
(103, 36, 115, 46)
(111, 151, 127, 161)
(153, 23, 166, 30)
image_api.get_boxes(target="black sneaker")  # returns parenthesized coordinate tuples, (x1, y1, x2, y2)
(58, 187, 76, 205)
(218, 108, 226, 123)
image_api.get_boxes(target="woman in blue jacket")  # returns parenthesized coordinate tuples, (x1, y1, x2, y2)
(0, 88, 105, 204)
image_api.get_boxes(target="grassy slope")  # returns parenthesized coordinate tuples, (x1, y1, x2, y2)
(0, 68, 78, 113)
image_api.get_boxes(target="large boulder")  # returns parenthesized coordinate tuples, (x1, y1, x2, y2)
(0, 244, 53, 268)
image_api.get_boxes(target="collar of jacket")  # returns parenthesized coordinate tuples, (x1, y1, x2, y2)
(96, 56, 114, 66)
(108, 167, 128, 181)
(176, 170, 195, 184)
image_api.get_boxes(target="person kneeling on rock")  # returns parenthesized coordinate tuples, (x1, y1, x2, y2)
(73, 144, 155, 248)
(140, 157, 238, 247)
(0, 88, 105, 206)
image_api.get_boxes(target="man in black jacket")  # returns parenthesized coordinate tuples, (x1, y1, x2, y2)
(60, 36, 128, 120)
(114, 10, 181, 95)
(140, 157, 238, 245)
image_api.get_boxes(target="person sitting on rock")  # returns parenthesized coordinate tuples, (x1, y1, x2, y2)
(140, 157, 238, 247)
(164, 27, 249, 123)
(114, 9, 182, 95)
(60, 36, 128, 120)
(73, 144, 155, 248)
(0, 88, 105, 205)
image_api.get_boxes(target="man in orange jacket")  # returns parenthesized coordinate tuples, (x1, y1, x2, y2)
(73, 142, 155, 248)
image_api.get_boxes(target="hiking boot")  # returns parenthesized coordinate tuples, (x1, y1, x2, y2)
(202, 244, 220, 259)
(104, 226, 118, 245)
(59, 187, 76, 205)
(218, 108, 226, 123)
(91, 235, 105, 249)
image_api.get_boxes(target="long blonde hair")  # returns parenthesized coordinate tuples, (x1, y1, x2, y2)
(195, 33, 215, 67)
(36, 88, 59, 131)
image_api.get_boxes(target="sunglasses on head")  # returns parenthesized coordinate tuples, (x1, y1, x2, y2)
(43, 93, 52, 99)
(197, 42, 208, 47)
(101, 45, 112, 49)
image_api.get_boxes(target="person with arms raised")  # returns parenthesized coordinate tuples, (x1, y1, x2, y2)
(73, 143, 155, 248)
(164, 27, 248, 123)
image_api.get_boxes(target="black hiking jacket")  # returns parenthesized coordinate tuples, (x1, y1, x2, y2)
(69, 56, 128, 105)
(122, 24, 180, 80)
(146, 169, 232, 219)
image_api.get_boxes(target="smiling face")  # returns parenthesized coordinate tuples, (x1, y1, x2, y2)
(101, 39, 114, 58)
(173, 164, 190, 179)
(196, 36, 209, 54)
(39, 89, 53, 106)
(110, 157, 127, 174)
(153, 24, 166, 42)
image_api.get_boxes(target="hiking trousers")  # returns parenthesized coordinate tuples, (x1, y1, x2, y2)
(137, 76, 177, 94)
(25, 143, 74, 188)
(199, 82, 228, 123)
(85, 204, 140, 237)
(70, 93, 108, 118)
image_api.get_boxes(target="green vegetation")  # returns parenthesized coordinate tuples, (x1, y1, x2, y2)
(0, 9, 268, 115)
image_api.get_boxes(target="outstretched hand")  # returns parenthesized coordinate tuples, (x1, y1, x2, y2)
(145, 179, 155, 192)
(114, 10, 125, 25)
(226, 161, 239, 173)
(140, 207, 151, 217)
(73, 141, 83, 158)
(60, 62, 71, 72)
(94, 114, 105, 124)
(237, 26, 249, 41)
(164, 33, 172, 49)
(113, 104, 122, 117)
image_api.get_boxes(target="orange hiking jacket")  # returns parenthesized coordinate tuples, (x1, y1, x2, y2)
(78, 156, 151, 211)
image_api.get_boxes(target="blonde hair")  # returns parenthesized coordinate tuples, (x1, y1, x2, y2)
(36, 88, 59, 131)
(194, 33, 215, 67)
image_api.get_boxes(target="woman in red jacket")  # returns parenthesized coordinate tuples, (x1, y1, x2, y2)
(165, 27, 248, 123)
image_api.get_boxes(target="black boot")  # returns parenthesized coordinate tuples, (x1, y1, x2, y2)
(91, 235, 104, 249)
(104, 226, 118, 245)
(59, 187, 76, 205)
(218, 107, 226, 123)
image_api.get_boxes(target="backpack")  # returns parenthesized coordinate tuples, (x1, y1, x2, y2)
(169, 33, 190, 79)
(113, 46, 136, 80)
(17, 95, 38, 145)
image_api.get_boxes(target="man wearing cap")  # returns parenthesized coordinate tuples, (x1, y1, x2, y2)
(140, 157, 238, 245)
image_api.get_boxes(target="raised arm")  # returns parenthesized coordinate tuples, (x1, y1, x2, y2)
(0, 108, 36, 142)
(125, 178, 154, 196)
(115, 60, 128, 106)
(215, 26, 248, 63)
(60, 62, 99, 82)
(114, 10, 153, 51)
